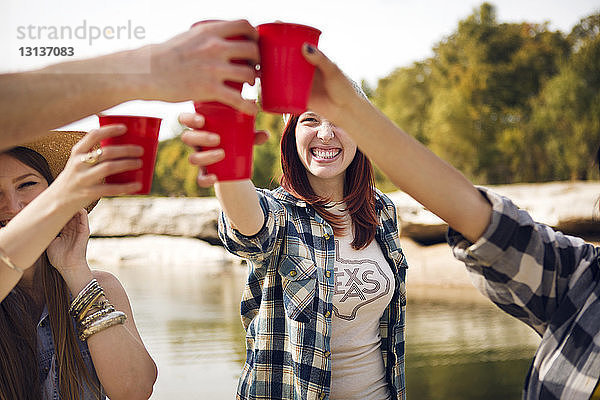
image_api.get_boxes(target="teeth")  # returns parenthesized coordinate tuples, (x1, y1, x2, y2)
(311, 148, 340, 159)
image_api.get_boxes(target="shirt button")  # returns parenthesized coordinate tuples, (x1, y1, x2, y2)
(325, 271, 331, 278)
(324, 350, 331, 358)
(324, 233, 330, 239)
(325, 311, 331, 318)
(319, 393, 326, 400)
(289, 270, 297, 277)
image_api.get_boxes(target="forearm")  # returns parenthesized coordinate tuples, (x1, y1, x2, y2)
(0, 185, 78, 301)
(87, 326, 157, 400)
(340, 97, 492, 242)
(0, 47, 150, 150)
(79, 271, 156, 399)
(215, 180, 264, 236)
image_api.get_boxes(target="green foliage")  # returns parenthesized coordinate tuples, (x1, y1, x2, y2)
(151, 136, 213, 197)
(253, 112, 284, 189)
(375, 2, 599, 184)
(528, 24, 600, 181)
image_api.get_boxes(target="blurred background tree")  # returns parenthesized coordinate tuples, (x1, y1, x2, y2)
(152, 3, 600, 196)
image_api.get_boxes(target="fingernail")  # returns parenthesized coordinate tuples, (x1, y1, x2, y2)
(194, 115, 205, 124)
(305, 44, 316, 54)
(207, 134, 220, 145)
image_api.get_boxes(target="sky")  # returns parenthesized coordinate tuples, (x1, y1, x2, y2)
(2, 0, 599, 139)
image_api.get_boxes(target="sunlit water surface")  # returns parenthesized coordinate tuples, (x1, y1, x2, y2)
(96, 261, 540, 400)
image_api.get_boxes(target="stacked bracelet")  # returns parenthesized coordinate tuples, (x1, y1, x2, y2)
(0, 245, 24, 274)
(79, 311, 127, 341)
(69, 279, 101, 319)
(70, 279, 127, 341)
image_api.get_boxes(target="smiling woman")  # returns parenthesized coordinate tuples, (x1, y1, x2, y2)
(0, 129, 156, 400)
(281, 112, 378, 250)
(180, 104, 409, 400)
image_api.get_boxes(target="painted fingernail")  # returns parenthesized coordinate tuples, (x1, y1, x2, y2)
(305, 44, 316, 54)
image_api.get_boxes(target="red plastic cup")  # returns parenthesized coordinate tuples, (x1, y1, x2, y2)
(193, 102, 255, 181)
(257, 22, 321, 114)
(98, 115, 162, 195)
(191, 20, 251, 92)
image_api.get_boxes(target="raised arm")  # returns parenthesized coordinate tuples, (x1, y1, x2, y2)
(43, 206, 156, 399)
(302, 45, 492, 243)
(179, 112, 266, 236)
(0, 125, 143, 301)
(0, 20, 259, 150)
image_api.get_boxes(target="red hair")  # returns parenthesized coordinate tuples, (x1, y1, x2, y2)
(279, 115, 378, 250)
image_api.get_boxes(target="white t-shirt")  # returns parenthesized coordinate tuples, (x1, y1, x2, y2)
(329, 208, 395, 400)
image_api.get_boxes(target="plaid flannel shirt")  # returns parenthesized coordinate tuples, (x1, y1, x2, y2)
(448, 187, 600, 400)
(219, 186, 408, 400)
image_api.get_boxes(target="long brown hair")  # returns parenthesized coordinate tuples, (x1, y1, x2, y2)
(279, 115, 379, 250)
(0, 147, 100, 399)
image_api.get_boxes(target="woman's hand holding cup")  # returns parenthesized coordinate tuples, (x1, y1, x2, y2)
(52, 124, 144, 210)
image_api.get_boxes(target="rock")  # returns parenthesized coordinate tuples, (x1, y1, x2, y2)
(387, 181, 600, 244)
(89, 181, 600, 245)
(87, 235, 240, 268)
(89, 197, 222, 244)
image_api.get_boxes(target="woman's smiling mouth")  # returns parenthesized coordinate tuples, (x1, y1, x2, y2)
(311, 147, 341, 161)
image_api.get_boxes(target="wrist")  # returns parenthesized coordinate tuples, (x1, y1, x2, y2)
(116, 45, 156, 100)
(336, 93, 372, 131)
(42, 180, 82, 216)
(60, 267, 94, 295)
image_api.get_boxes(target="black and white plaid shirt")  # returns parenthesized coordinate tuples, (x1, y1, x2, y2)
(448, 187, 600, 400)
(219, 187, 408, 400)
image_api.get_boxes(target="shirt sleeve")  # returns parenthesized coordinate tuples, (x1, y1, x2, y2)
(218, 188, 286, 262)
(447, 187, 598, 335)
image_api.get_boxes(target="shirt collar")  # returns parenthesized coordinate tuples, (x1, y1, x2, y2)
(273, 186, 387, 213)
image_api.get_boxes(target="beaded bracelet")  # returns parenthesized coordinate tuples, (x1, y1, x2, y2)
(83, 298, 111, 317)
(79, 311, 127, 341)
(79, 304, 116, 328)
(0, 245, 23, 273)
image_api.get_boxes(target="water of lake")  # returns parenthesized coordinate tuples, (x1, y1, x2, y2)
(98, 261, 540, 400)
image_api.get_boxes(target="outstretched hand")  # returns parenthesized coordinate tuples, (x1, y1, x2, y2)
(301, 44, 366, 125)
(179, 112, 268, 187)
(50, 124, 145, 213)
(148, 20, 260, 115)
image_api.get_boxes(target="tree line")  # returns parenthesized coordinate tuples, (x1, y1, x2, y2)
(151, 3, 600, 196)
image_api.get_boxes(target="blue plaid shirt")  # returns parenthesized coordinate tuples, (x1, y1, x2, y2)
(448, 187, 600, 400)
(219, 186, 408, 400)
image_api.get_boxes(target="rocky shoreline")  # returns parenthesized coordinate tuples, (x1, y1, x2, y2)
(89, 181, 600, 243)
(87, 181, 600, 286)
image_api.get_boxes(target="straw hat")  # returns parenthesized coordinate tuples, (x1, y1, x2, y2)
(20, 131, 99, 213)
